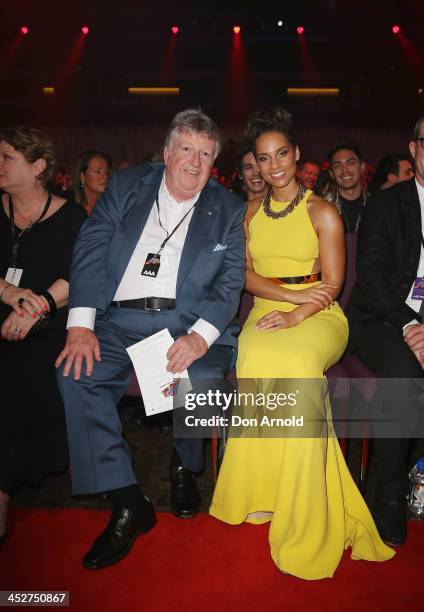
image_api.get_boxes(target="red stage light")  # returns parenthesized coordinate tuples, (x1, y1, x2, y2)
(171, 26, 179, 34)
(81, 26, 89, 35)
(392, 25, 400, 34)
(297, 26, 304, 35)
(20, 26, 29, 35)
(233, 26, 241, 34)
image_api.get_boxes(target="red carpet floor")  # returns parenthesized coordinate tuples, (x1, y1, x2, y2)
(0, 508, 421, 612)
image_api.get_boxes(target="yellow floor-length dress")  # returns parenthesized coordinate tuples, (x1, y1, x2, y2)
(210, 190, 394, 580)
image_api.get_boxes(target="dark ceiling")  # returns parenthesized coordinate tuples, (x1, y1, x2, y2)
(0, 0, 423, 127)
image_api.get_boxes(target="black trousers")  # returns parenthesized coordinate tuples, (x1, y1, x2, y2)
(354, 320, 423, 501)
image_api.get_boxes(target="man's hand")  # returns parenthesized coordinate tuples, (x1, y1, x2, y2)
(404, 323, 424, 368)
(55, 327, 101, 380)
(166, 332, 208, 373)
(1, 310, 38, 341)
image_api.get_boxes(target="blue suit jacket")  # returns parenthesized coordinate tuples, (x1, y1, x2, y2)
(69, 163, 246, 349)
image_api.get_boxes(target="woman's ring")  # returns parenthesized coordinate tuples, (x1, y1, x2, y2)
(15, 328, 21, 334)
(18, 297, 25, 306)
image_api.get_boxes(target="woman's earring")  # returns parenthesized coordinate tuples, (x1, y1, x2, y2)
(81, 181, 85, 189)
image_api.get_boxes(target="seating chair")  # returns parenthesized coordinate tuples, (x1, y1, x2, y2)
(338, 233, 376, 489)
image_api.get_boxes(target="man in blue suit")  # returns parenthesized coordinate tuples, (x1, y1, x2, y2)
(56, 109, 246, 569)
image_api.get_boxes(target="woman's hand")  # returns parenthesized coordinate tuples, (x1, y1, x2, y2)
(256, 310, 299, 331)
(288, 282, 337, 309)
(1, 309, 38, 341)
(1, 285, 46, 319)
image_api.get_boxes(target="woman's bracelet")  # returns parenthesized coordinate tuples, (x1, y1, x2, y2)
(32, 311, 51, 333)
(39, 289, 57, 317)
(0, 282, 12, 303)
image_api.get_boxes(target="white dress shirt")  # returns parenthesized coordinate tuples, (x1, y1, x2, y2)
(404, 179, 424, 329)
(67, 175, 220, 347)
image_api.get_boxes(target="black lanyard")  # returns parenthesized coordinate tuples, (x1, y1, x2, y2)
(8, 194, 52, 267)
(155, 195, 196, 255)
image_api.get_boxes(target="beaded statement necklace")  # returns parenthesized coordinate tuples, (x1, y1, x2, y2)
(262, 184, 306, 219)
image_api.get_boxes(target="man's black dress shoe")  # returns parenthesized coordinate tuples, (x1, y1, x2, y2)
(373, 498, 407, 547)
(169, 465, 201, 518)
(82, 501, 156, 569)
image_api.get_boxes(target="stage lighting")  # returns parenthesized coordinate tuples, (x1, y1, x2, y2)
(128, 87, 180, 96)
(20, 26, 29, 35)
(233, 26, 241, 34)
(171, 26, 179, 34)
(297, 26, 304, 35)
(277, 20, 283, 27)
(392, 25, 400, 34)
(81, 26, 89, 35)
(287, 88, 340, 97)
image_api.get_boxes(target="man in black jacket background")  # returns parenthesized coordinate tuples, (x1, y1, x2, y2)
(347, 115, 424, 547)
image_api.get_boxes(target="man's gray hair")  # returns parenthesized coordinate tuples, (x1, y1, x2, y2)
(165, 108, 223, 159)
(413, 116, 424, 140)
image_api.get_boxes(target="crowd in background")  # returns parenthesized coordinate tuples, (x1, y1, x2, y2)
(52, 143, 415, 216)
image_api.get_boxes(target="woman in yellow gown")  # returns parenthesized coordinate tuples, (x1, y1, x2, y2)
(209, 107, 394, 580)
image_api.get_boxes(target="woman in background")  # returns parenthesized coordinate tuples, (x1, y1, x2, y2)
(73, 150, 112, 215)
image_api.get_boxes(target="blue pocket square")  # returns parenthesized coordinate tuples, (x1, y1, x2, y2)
(213, 243, 227, 252)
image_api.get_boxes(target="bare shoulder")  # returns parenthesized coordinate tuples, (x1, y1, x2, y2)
(245, 197, 262, 225)
(306, 192, 341, 225)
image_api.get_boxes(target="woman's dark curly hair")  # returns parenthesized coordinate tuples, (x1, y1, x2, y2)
(245, 107, 297, 151)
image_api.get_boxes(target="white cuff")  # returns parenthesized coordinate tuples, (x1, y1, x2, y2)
(188, 318, 220, 348)
(67, 307, 96, 330)
(403, 319, 420, 335)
